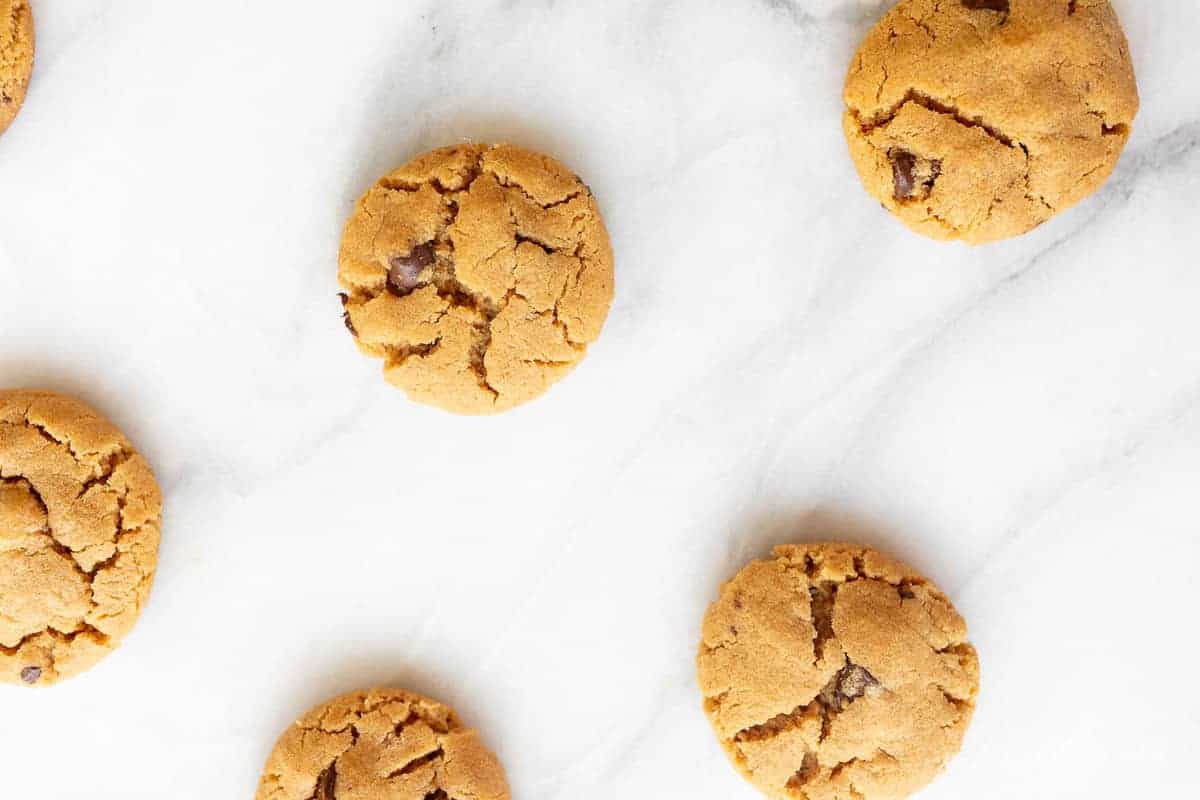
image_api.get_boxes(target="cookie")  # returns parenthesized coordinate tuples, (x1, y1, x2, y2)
(0, 390, 162, 687)
(697, 543, 980, 800)
(338, 143, 614, 414)
(0, 0, 34, 137)
(843, 0, 1138, 244)
(256, 688, 510, 800)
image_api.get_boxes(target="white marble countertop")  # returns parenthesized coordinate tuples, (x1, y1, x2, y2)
(2, 1, 1198, 797)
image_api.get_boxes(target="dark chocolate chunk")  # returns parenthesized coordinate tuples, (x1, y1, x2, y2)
(891, 150, 942, 200)
(837, 663, 880, 700)
(387, 243, 436, 295)
(20, 666, 42, 684)
(819, 662, 881, 712)
(892, 151, 918, 199)
(962, 0, 1009, 12)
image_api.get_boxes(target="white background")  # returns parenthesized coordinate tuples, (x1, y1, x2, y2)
(2, 1, 1198, 797)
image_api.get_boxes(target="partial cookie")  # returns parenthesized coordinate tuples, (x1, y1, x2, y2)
(0, 390, 162, 687)
(338, 143, 615, 414)
(843, 0, 1138, 244)
(256, 688, 510, 800)
(1, 0, 34, 136)
(697, 542, 979, 800)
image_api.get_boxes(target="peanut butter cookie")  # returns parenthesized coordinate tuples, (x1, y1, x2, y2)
(697, 543, 980, 800)
(1, 0, 34, 136)
(256, 688, 510, 800)
(0, 390, 162, 687)
(843, 0, 1138, 244)
(338, 143, 614, 414)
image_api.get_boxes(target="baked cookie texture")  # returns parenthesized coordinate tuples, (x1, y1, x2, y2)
(256, 689, 510, 800)
(0, 0, 34, 136)
(338, 143, 614, 414)
(0, 390, 162, 687)
(843, 0, 1139, 244)
(697, 543, 979, 800)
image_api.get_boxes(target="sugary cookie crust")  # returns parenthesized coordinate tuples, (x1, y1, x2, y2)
(0, 0, 34, 136)
(256, 689, 510, 800)
(843, 0, 1139, 244)
(338, 143, 614, 415)
(0, 390, 162, 687)
(697, 543, 980, 800)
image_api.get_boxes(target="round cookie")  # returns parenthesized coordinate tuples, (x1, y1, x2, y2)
(0, 390, 162, 687)
(256, 688, 510, 800)
(697, 542, 979, 800)
(338, 143, 614, 415)
(0, 0, 34, 137)
(843, 0, 1138, 244)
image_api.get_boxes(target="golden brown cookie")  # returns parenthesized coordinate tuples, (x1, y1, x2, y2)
(338, 143, 614, 415)
(0, 0, 34, 137)
(0, 390, 162, 687)
(843, 0, 1139, 244)
(256, 688, 510, 800)
(697, 543, 980, 800)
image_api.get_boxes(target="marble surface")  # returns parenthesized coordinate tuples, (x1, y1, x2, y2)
(2, 1, 1198, 797)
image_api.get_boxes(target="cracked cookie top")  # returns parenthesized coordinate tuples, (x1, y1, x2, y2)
(842, 0, 1138, 244)
(338, 143, 614, 414)
(0, 390, 162, 687)
(697, 543, 979, 800)
(1, 0, 34, 136)
(256, 688, 510, 800)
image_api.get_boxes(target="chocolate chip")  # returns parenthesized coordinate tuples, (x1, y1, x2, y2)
(314, 765, 337, 800)
(962, 0, 1009, 12)
(387, 243, 436, 295)
(20, 666, 41, 684)
(837, 664, 880, 700)
(890, 150, 942, 201)
(891, 151, 918, 198)
(819, 662, 881, 712)
(338, 293, 357, 336)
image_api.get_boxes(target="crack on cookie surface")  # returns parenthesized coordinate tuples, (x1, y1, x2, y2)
(961, 0, 1009, 15)
(786, 752, 821, 792)
(387, 748, 445, 779)
(855, 89, 1018, 149)
(809, 582, 837, 662)
(734, 699, 820, 744)
(308, 765, 336, 800)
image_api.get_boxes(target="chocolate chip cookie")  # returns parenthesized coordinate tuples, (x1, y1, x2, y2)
(697, 543, 980, 800)
(0, 390, 162, 686)
(843, 0, 1139, 244)
(0, 0, 34, 136)
(338, 143, 614, 414)
(256, 688, 510, 800)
